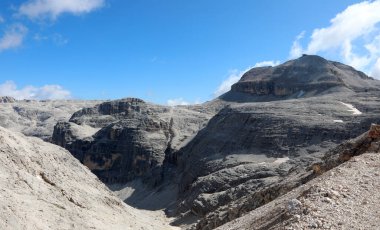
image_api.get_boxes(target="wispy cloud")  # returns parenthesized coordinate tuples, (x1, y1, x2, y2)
(18, 0, 105, 20)
(289, 0, 380, 78)
(0, 15, 5, 24)
(0, 24, 28, 52)
(253, 60, 281, 68)
(166, 98, 202, 106)
(289, 31, 305, 59)
(167, 98, 190, 106)
(0, 81, 71, 100)
(34, 33, 69, 46)
(213, 60, 280, 97)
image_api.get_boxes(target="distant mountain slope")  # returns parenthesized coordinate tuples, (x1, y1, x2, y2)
(0, 97, 101, 141)
(221, 55, 380, 102)
(0, 127, 177, 230)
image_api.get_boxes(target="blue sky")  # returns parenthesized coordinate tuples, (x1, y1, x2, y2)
(1, 0, 380, 104)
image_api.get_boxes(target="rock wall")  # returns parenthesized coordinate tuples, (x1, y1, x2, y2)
(52, 98, 215, 184)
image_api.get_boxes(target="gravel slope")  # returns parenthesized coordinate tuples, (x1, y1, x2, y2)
(0, 126, 178, 230)
(217, 150, 380, 230)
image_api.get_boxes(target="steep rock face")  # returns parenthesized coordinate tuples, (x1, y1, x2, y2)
(0, 99, 101, 141)
(52, 98, 215, 184)
(0, 127, 177, 230)
(221, 55, 379, 102)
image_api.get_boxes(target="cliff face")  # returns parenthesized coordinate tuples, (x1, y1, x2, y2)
(52, 98, 215, 184)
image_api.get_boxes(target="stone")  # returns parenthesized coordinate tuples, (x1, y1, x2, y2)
(287, 199, 303, 215)
(368, 124, 380, 139)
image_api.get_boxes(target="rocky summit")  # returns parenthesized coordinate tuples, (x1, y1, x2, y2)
(1, 55, 380, 230)
(221, 54, 380, 102)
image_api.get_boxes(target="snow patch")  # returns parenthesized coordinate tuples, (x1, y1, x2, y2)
(333, 120, 344, 123)
(273, 157, 290, 164)
(340, 102, 362, 115)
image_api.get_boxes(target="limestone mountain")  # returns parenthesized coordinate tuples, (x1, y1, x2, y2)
(221, 55, 380, 102)
(48, 55, 380, 229)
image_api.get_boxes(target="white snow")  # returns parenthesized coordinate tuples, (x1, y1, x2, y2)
(273, 157, 290, 164)
(340, 102, 362, 115)
(333, 120, 344, 123)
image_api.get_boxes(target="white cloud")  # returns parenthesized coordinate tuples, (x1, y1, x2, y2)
(214, 60, 280, 97)
(0, 81, 71, 100)
(289, 31, 305, 59)
(0, 24, 28, 52)
(166, 98, 202, 106)
(213, 70, 242, 97)
(306, 1, 380, 54)
(0, 15, 5, 24)
(372, 58, 380, 78)
(19, 0, 105, 20)
(167, 98, 189, 106)
(253, 60, 281, 68)
(290, 0, 380, 78)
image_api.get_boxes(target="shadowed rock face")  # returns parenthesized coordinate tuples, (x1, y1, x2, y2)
(52, 98, 215, 184)
(221, 55, 379, 102)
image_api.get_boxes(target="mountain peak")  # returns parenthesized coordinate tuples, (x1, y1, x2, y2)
(221, 56, 379, 102)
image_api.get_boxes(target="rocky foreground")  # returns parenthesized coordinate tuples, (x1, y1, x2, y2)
(218, 125, 380, 230)
(0, 126, 177, 230)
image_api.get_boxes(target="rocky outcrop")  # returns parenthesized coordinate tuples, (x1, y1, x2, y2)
(0, 99, 101, 141)
(0, 96, 16, 103)
(52, 98, 215, 184)
(221, 55, 379, 102)
(217, 125, 380, 230)
(0, 126, 178, 230)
